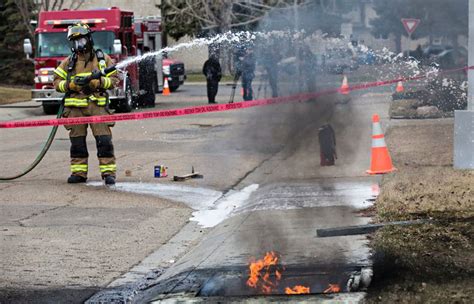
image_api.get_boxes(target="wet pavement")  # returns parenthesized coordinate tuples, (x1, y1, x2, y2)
(86, 87, 390, 303)
(88, 178, 379, 303)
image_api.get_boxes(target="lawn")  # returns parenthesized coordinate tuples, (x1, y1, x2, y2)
(0, 86, 31, 105)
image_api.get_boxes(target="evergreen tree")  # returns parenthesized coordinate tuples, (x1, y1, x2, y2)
(0, 0, 34, 85)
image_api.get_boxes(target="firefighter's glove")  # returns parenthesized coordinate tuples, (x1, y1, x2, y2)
(88, 79, 101, 90)
(73, 76, 91, 87)
(67, 81, 83, 92)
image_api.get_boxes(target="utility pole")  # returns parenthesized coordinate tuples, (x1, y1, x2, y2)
(469, 0, 474, 112)
(453, 0, 474, 169)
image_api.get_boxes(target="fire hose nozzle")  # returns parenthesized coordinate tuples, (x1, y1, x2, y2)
(74, 65, 117, 86)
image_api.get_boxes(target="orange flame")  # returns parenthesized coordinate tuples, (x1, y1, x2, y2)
(246, 252, 281, 294)
(285, 285, 311, 294)
(323, 283, 341, 293)
(246, 252, 317, 296)
(275, 270, 282, 280)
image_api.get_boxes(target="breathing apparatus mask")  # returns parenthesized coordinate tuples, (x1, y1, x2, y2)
(67, 23, 93, 54)
(70, 37, 90, 53)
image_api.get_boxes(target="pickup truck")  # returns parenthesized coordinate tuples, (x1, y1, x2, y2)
(162, 58, 186, 92)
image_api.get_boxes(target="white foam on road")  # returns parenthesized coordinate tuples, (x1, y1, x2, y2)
(190, 184, 259, 228)
(88, 181, 222, 210)
(88, 181, 373, 228)
(87, 182, 259, 227)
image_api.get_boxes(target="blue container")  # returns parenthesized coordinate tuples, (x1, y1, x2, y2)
(154, 165, 168, 178)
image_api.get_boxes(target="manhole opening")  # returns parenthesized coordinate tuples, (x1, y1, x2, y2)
(197, 265, 366, 297)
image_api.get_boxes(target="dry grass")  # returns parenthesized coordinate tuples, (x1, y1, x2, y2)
(365, 120, 474, 303)
(0, 86, 31, 104)
(366, 276, 474, 304)
(376, 167, 473, 221)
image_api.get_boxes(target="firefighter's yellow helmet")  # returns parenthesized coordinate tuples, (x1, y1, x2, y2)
(67, 23, 91, 41)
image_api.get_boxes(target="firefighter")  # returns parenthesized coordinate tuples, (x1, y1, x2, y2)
(318, 124, 337, 166)
(53, 23, 119, 185)
(202, 51, 222, 104)
(261, 47, 280, 98)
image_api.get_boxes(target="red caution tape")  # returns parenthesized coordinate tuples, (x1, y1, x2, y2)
(0, 66, 469, 129)
(0, 92, 332, 129)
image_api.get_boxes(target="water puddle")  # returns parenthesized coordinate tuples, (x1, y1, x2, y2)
(238, 181, 378, 214)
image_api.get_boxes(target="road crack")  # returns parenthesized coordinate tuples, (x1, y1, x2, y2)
(15, 196, 78, 227)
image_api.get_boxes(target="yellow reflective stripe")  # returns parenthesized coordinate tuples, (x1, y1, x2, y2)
(65, 98, 88, 102)
(87, 95, 107, 106)
(100, 164, 116, 172)
(73, 72, 92, 77)
(106, 69, 117, 77)
(71, 164, 88, 172)
(54, 67, 67, 79)
(59, 80, 67, 93)
(64, 97, 88, 107)
(103, 77, 111, 89)
(89, 96, 107, 101)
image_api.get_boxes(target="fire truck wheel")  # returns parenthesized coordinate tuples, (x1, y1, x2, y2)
(43, 103, 60, 115)
(138, 82, 156, 108)
(118, 79, 133, 113)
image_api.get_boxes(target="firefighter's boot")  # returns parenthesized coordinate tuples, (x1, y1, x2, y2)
(104, 175, 115, 185)
(67, 175, 87, 183)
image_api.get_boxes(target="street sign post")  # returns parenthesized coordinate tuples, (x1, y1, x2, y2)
(454, 0, 474, 169)
(401, 18, 420, 56)
(401, 18, 420, 35)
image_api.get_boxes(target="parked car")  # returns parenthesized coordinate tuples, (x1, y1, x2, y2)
(323, 48, 359, 74)
(421, 45, 467, 69)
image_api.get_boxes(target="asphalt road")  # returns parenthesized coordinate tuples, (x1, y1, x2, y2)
(1, 79, 390, 303)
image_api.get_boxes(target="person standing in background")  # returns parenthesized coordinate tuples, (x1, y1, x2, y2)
(261, 47, 280, 98)
(241, 48, 256, 101)
(202, 51, 222, 104)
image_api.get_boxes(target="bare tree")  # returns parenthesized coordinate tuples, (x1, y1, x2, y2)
(162, 0, 310, 36)
(36, 0, 85, 11)
(162, 0, 309, 73)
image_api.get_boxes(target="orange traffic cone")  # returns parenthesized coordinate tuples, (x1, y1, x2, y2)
(396, 81, 404, 93)
(366, 114, 396, 175)
(340, 75, 349, 95)
(162, 77, 170, 96)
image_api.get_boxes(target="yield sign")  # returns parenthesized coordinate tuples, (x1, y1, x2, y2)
(401, 18, 420, 35)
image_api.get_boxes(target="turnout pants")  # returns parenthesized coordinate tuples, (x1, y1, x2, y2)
(206, 80, 219, 103)
(242, 75, 254, 101)
(62, 102, 116, 179)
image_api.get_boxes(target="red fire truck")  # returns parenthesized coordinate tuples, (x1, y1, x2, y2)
(23, 7, 185, 114)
